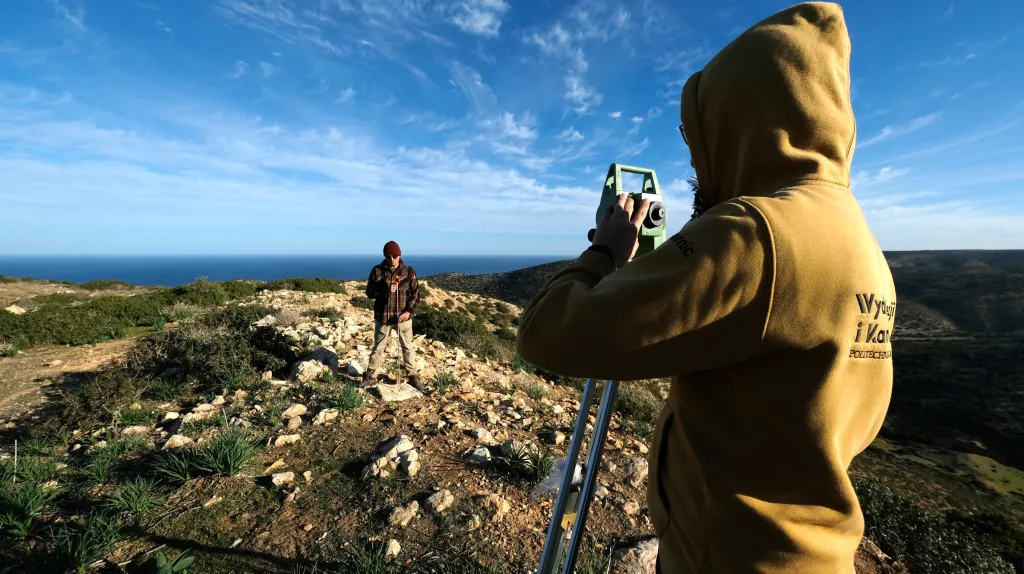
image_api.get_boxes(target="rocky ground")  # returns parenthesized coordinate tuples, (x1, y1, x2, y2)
(0, 280, 905, 573)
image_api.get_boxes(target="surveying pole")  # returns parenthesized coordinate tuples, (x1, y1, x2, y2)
(537, 164, 668, 574)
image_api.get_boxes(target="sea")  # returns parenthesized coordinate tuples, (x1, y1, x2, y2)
(0, 255, 573, 288)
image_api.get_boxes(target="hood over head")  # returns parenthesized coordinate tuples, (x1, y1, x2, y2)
(681, 2, 857, 209)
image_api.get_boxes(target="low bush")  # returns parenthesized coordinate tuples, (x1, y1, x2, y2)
(303, 308, 344, 322)
(264, 277, 347, 294)
(78, 280, 136, 290)
(854, 477, 1014, 573)
(351, 296, 374, 310)
(32, 303, 294, 438)
(104, 477, 162, 521)
(615, 381, 663, 426)
(414, 305, 513, 360)
(44, 510, 123, 572)
(156, 425, 262, 480)
(0, 458, 62, 536)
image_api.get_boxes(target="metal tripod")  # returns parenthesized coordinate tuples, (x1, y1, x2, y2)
(536, 377, 620, 574)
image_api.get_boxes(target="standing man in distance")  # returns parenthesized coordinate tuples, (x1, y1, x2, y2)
(516, 3, 896, 573)
(363, 241, 425, 392)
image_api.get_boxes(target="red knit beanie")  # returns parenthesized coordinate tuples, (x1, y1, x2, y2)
(383, 241, 401, 257)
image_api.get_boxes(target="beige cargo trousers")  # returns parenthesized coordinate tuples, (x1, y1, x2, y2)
(365, 318, 420, 378)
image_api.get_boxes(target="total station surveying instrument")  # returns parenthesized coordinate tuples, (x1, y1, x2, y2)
(536, 164, 668, 574)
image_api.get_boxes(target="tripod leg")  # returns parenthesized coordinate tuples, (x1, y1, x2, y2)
(561, 380, 619, 574)
(537, 378, 600, 574)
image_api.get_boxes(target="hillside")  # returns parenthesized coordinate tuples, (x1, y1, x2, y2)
(427, 250, 1024, 338)
(429, 249, 1024, 571)
(0, 275, 1020, 573)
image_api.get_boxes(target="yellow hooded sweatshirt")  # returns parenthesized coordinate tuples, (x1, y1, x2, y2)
(515, 3, 897, 572)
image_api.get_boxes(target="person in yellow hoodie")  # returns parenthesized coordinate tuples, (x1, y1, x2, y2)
(516, 3, 897, 573)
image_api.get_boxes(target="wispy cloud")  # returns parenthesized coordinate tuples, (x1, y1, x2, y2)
(0, 86, 598, 242)
(48, 0, 85, 30)
(621, 137, 649, 157)
(859, 112, 942, 148)
(921, 53, 976, 67)
(627, 115, 643, 135)
(608, 111, 622, 119)
(259, 61, 277, 76)
(941, 3, 954, 20)
(337, 87, 355, 103)
(524, 1, 640, 115)
(156, 20, 172, 33)
(227, 60, 248, 79)
(214, 0, 343, 55)
(557, 125, 584, 142)
(401, 112, 458, 133)
(448, 61, 497, 114)
(494, 111, 537, 140)
(851, 166, 911, 190)
(449, 0, 510, 38)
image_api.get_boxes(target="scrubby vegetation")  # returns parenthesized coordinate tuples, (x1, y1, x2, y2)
(0, 277, 349, 351)
(30, 302, 294, 439)
(414, 304, 512, 361)
(2, 267, 1023, 573)
(854, 477, 1021, 572)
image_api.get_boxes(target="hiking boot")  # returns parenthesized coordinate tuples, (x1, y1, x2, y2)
(361, 372, 374, 387)
(408, 374, 426, 393)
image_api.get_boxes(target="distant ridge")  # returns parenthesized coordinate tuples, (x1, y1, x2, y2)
(426, 259, 574, 308)
(427, 250, 1024, 337)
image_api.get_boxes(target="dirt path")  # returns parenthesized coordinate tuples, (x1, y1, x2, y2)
(0, 338, 139, 423)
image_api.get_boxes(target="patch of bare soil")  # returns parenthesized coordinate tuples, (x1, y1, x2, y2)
(0, 280, 150, 309)
(0, 338, 138, 423)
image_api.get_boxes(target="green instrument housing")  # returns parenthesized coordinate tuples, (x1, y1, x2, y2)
(590, 163, 668, 258)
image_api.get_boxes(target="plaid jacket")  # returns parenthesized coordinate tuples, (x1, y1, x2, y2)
(365, 259, 419, 325)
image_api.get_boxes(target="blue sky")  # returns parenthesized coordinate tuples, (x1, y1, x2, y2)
(1, 0, 1022, 256)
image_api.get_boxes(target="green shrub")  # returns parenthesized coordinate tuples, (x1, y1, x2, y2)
(161, 302, 200, 322)
(615, 382, 662, 426)
(221, 279, 265, 300)
(414, 306, 512, 360)
(105, 477, 162, 521)
(42, 368, 146, 435)
(118, 408, 160, 426)
(151, 316, 167, 332)
(192, 426, 262, 477)
(0, 293, 163, 347)
(511, 355, 534, 374)
(85, 437, 148, 485)
(162, 278, 230, 306)
(491, 442, 553, 483)
(351, 296, 374, 310)
(433, 369, 458, 394)
(334, 384, 364, 411)
(947, 511, 1024, 572)
(30, 301, 295, 439)
(46, 511, 123, 572)
(265, 277, 347, 293)
(155, 452, 193, 484)
(79, 280, 135, 290)
(854, 477, 1014, 573)
(303, 308, 344, 322)
(0, 459, 62, 535)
